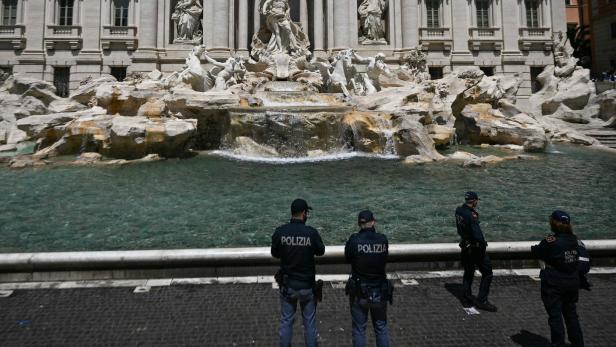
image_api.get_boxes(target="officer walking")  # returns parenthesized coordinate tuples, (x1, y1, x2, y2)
(531, 210, 590, 347)
(271, 199, 326, 347)
(345, 210, 391, 347)
(455, 191, 497, 312)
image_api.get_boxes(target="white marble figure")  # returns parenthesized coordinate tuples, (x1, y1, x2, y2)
(172, 0, 203, 44)
(358, 0, 388, 45)
(161, 45, 206, 90)
(400, 47, 430, 83)
(326, 49, 357, 96)
(553, 32, 579, 78)
(352, 51, 391, 94)
(202, 51, 247, 91)
(262, 0, 299, 54)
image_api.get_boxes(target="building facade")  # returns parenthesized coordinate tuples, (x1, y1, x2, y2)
(0, 0, 566, 100)
(588, 0, 616, 76)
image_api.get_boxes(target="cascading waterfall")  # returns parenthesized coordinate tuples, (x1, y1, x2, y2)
(372, 116, 397, 156)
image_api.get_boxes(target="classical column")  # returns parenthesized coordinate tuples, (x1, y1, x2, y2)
(138, 0, 159, 50)
(550, 0, 566, 34)
(332, 0, 350, 50)
(15, 0, 46, 78)
(450, 0, 472, 62)
(212, 0, 230, 51)
(254, 1, 262, 33)
(313, 0, 324, 53)
(400, 0, 419, 50)
(300, 0, 309, 33)
(501, 0, 520, 53)
(237, 0, 249, 53)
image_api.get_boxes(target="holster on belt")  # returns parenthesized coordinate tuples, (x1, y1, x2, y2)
(274, 269, 288, 294)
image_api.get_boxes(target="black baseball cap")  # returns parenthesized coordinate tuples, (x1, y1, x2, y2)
(551, 210, 571, 224)
(358, 210, 375, 224)
(291, 199, 312, 214)
(465, 191, 480, 201)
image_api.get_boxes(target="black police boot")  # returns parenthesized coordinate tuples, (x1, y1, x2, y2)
(475, 300, 497, 312)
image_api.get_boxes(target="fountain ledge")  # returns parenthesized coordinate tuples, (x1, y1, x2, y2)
(1, 240, 615, 275)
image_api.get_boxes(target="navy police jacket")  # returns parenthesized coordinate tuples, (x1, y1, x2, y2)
(531, 232, 586, 288)
(455, 204, 486, 244)
(271, 219, 325, 289)
(345, 227, 389, 283)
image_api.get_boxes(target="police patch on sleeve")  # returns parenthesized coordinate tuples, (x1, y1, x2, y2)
(545, 234, 556, 244)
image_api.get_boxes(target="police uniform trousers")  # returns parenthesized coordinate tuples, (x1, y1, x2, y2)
(461, 248, 493, 303)
(279, 287, 318, 347)
(350, 296, 389, 347)
(541, 281, 584, 347)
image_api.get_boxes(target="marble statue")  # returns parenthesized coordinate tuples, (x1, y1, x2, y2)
(553, 32, 579, 78)
(251, 0, 310, 62)
(202, 51, 247, 91)
(399, 47, 430, 83)
(262, 0, 298, 54)
(352, 51, 391, 94)
(162, 45, 207, 90)
(172, 0, 203, 44)
(358, 0, 388, 45)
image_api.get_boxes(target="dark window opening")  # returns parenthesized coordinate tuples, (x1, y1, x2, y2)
(54, 67, 70, 98)
(429, 67, 444, 80)
(1, 0, 17, 26)
(59, 0, 74, 26)
(110, 67, 127, 82)
(525, 0, 540, 28)
(113, 0, 129, 27)
(426, 0, 440, 28)
(480, 66, 495, 76)
(476, 0, 490, 28)
(531, 66, 544, 94)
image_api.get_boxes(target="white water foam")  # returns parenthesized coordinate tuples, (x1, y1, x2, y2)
(210, 150, 400, 164)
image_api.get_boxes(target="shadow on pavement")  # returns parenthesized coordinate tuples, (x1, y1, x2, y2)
(444, 282, 472, 307)
(510, 329, 550, 347)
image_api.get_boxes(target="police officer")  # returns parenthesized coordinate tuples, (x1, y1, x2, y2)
(455, 191, 497, 312)
(345, 210, 391, 347)
(271, 198, 325, 347)
(531, 210, 589, 347)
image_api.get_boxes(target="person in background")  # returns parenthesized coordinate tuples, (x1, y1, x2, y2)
(345, 210, 391, 347)
(271, 199, 325, 347)
(455, 191, 497, 312)
(531, 210, 590, 347)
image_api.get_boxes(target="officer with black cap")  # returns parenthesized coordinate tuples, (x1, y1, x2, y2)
(271, 198, 325, 347)
(455, 191, 497, 312)
(344, 210, 391, 347)
(531, 210, 590, 347)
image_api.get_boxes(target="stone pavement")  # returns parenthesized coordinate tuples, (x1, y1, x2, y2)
(0, 274, 615, 346)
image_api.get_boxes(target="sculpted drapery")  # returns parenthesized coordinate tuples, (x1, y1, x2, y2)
(262, 0, 299, 54)
(172, 0, 203, 43)
(358, 0, 388, 45)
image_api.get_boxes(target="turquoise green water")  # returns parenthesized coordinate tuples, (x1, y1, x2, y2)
(1, 144, 615, 252)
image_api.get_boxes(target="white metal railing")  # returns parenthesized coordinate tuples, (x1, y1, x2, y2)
(102, 25, 137, 37)
(469, 27, 500, 38)
(1, 240, 615, 272)
(46, 25, 81, 37)
(419, 27, 451, 39)
(519, 27, 550, 38)
(0, 25, 24, 36)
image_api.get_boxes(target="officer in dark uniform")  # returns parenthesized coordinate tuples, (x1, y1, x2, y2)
(455, 191, 497, 312)
(531, 210, 589, 347)
(271, 199, 325, 347)
(345, 210, 391, 347)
